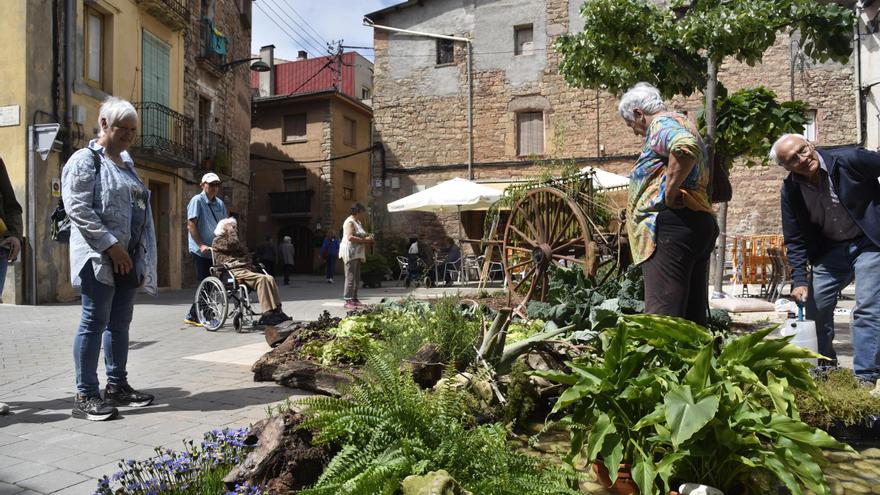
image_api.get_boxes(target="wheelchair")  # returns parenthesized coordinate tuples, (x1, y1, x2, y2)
(194, 254, 269, 332)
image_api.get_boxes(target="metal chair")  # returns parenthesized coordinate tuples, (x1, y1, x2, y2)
(396, 256, 409, 286)
(444, 256, 462, 284)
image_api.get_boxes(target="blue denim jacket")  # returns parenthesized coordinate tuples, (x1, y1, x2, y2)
(61, 140, 158, 295)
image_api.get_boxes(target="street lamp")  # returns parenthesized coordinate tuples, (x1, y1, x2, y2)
(220, 57, 271, 72)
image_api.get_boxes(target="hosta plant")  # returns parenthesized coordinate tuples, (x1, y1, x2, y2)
(538, 314, 853, 495)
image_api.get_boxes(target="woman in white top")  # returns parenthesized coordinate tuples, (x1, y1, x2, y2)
(339, 203, 374, 309)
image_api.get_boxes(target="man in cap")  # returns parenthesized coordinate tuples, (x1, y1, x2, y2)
(184, 172, 228, 326)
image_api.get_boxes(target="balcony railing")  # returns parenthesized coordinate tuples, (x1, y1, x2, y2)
(198, 18, 227, 73)
(131, 102, 194, 167)
(269, 191, 314, 216)
(135, 0, 189, 31)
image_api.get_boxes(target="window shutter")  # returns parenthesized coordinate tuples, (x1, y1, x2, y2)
(518, 112, 543, 155)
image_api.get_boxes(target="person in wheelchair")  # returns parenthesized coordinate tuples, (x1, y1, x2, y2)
(212, 218, 291, 325)
(405, 237, 436, 287)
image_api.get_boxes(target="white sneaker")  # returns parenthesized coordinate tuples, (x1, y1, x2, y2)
(0, 402, 10, 415)
(327, 278, 333, 283)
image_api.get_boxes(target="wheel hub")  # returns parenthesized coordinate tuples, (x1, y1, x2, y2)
(532, 244, 553, 268)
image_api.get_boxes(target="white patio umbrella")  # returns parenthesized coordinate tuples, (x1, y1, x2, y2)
(386, 177, 503, 240)
(580, 166, 630, 189)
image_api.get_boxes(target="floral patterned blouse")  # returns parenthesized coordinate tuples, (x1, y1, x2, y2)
(626, 112, 713, 265)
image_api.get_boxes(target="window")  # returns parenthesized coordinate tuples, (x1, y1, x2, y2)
(283, 114, 307, 142)
(343, 117, 356, 147)
(436, 38, 454, 65)
(804, 109, 817, 142)
(343, 171, 356, 200)
(84, 7, 105, 88)
(517, 112, 544, 156)
(514, 24, 534, 56)
(361, 87, 371, 100)
(283, 169, 307, 192)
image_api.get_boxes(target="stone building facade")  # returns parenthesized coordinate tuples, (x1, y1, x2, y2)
(366, 0, 857, 253)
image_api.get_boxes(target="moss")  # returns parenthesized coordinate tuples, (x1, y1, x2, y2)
(796, 368, 880, 429)
(501, 360, 537, 430)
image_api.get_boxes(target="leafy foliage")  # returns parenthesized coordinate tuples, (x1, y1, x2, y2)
(296, 355, 579, 495)
(710, 87, 809, 168)
(796, 368, 880, 429)
(526, 264, 644, 328)
(501, 359, 538, 430)
(538, 315, 853, 495)
(557, 0, 852, 97)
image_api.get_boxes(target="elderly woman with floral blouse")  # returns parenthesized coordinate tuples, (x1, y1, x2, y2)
(618, 82, 718, 326)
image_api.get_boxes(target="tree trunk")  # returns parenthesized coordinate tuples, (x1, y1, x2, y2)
(704, 58, 727, 298)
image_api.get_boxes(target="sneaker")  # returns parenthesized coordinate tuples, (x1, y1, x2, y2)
(344, 301, 357, 310)
(0, 402, 8, 415)
(353, 299, 367, 307)
(328, 278, 334, 283)
(183, 318, 203, 327)
(72, 394, 118, 421)
(104, 383, 154, 408)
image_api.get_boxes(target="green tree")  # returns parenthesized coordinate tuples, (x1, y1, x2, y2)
(556, 0, 853, 294)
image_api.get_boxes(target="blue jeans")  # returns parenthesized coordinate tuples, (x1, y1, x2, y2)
(806, 236, 880, 380)
(326, 257, 336, 279)
(74, 261, 138, 396)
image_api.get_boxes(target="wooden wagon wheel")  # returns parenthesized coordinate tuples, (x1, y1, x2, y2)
(502, 187, 595, 304)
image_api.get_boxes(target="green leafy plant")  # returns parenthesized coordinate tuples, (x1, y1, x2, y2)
(296, 355, 579, 495)
(538, 314, 853, 495)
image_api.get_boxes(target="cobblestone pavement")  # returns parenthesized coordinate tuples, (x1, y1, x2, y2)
(0, 275, 428, 494)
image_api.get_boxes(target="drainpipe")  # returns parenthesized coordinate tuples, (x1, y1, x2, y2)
(856, 2, 865, 145)
(64, 0, 74, 151)
(363, 19, 474, 180)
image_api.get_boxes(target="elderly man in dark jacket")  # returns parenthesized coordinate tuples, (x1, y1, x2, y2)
(771, 134, 880, 382)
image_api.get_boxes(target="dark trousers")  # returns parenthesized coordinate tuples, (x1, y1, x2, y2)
(186, 253, 214, 320)
(283, 264, 294, 285)
(641, 208, 718, 327)
(325, 257, 336, 279)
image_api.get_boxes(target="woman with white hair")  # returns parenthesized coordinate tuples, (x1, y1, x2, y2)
(61, 96, 158, 421)
(617, 82, 717, 326)
(211, 217, 290, 325)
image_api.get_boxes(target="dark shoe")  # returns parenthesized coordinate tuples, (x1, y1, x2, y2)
(104, 383, 154, 408)
(344, 301, 357, 310)
(72, 394, 118, 421)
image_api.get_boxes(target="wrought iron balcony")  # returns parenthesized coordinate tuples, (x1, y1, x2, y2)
(268, 191, 314, 217)
(135, 0, 189, 31)
(131, 102, 194, 167)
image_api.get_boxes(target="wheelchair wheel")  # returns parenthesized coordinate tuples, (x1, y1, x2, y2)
(232, 313, 243, 333)
(196, 277, 227, 331)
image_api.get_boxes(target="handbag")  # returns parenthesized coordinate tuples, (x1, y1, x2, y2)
(51, 149, 102, 242)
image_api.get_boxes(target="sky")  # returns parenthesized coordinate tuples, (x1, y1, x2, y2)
(250, 0, 401, 61)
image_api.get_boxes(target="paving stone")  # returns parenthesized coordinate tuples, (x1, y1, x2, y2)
(49, 451, 119, 475)
(0, 461, 55, 484)
(52, 479, 102, 495)
(15, 469, 89, 494)
(0, 481, 21, 495)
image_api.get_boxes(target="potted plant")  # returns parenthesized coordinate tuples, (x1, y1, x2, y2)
(538, 314, 853, 495)
(361, 253, 390, 288)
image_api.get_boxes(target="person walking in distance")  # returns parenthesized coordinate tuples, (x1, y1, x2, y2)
(320, 230, 339, 283)
(184, 172, 227, 326)
(62, 97, 158, 421)
(280, 235, 295, 285)
(0, 156, 22, 415)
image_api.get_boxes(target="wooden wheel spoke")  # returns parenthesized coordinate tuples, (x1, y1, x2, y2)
(551, 253, 584, 265)
(506, 245, 533, 254)
(512, 264, 536, 292)
(539, 271, 549, 301)
(552, 213, 577, 246)
(509, 225, 538, 247)
(552, 237, 584, 254)
(508, 259, 533, 271)
(548, 198, 564, 245)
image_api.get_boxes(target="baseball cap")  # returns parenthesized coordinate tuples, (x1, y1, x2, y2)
(201, 172, 221, 184)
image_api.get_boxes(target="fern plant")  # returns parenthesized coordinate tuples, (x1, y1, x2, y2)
(296, 355, 579, 495)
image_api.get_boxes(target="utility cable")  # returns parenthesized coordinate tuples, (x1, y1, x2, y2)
(251, 143, 379, 164)
(267, 0, 330, 54)
(263, 0, 327, 55)
(287, 5, 330, 47)
(253, 1, 325, 56)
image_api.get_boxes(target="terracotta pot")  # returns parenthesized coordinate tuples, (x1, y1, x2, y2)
(592, 460, 639, 495)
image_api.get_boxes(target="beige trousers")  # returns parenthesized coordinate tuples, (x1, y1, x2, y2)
(229, 268, 281, 313)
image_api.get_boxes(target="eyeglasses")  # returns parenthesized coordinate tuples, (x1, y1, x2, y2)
(783, 142, 812, 168)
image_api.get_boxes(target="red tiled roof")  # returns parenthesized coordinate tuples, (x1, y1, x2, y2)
(250, 52, 358, 98)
